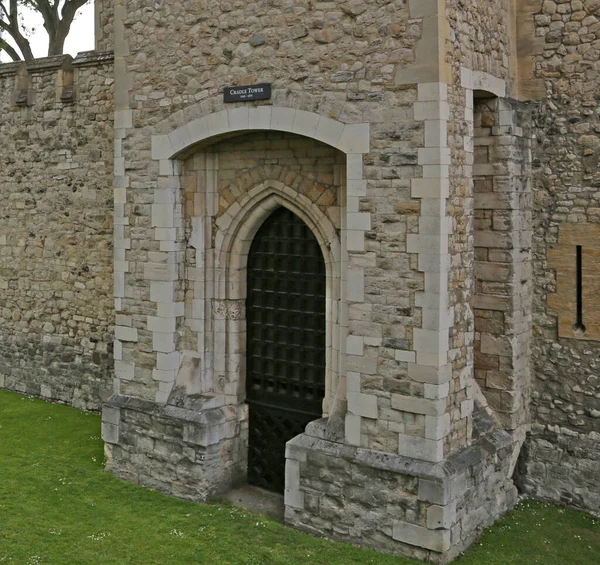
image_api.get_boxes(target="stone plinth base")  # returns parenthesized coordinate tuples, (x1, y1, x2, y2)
(102, 394, 248, 501)
(285, 420, 519, 563)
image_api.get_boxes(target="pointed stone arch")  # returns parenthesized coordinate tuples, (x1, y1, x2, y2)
(207, 181, 342, 413)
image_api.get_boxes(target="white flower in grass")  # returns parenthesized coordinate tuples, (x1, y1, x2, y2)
(170, 529, 184, 538)
(87, 532, 111, 541)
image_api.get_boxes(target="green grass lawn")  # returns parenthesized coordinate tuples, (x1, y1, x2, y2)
(0, 390, 598, 565)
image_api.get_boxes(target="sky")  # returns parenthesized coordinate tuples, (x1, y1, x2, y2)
(1, 1, 94, 62)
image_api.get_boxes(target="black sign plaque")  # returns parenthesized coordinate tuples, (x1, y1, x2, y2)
(224, 83, 272, 103)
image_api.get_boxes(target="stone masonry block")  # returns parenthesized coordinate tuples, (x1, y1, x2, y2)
(144, 262, 179, 282)
(338, 123, 370, 154)
(413, 328, 449, 355)
(284, 488, 305, 510)
(153, 332, 176, 353)
(392, 521, 450, 553)
(391, 394, 446, 416)
(151, 203, 175, 228)
(418, 82, 448, 102)
(408, 363, 452, 385)
(315, 116, 345, 149)
(228, 106, 250, 131)
(424, 120, 448, 148)
(103, 406, 121, 426)
(285, 459, 300, 490)
(157, 351, 181, 371)
(347, 266, 365, 303)
(101, 422, 119, 444)
(114, 326, 138, 342)
(426, 502, 457, 530)
(418, 147, 451, 166)
(346, 153, 364, 180)
(425, 414, 451, 440)
(414, 101, 450, 122)
(148, 316, 176, 333)
(346, 335, 364, 356)
(150, 281, 174, 303)
(157, 302, 185, 318)
(348, 392, 378, 419)
(345, 414, 362, 446)
(346, 372, 361, 393)
(411, 178, 450, 200)
(291, 109, 320, 139)
(418, 478, 449, 505)
(115, 360, 135, 380)
(186, 116, 210, 142)
(151, 134, 174, 160)
(248, 106, 272, 130)
(398, 434, 444, 463)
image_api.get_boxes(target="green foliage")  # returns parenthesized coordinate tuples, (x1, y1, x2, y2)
(0, 390, 598, 565)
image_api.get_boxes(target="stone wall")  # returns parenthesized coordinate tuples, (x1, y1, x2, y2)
(0, 53, 115, 410)
(447, 0, 513, 83)
(110, 0, 454, 459)
(95, 0, 114, 52)
(517, 0, 600, 514)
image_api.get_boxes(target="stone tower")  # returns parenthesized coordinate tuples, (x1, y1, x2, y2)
(0, 1, 598, 563)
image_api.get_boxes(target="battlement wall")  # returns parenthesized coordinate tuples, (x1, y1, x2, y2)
(0, 52, 115, 410)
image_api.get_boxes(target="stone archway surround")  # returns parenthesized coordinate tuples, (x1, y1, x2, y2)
(106, 109, 371, 504)
(116, 107, 370, 501)
(148, 108, 371, 423)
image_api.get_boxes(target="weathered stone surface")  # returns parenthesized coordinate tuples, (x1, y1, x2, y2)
(0, 0, 598, 562)
(523, 0, 600, 515)
(0, 54, 114, 410)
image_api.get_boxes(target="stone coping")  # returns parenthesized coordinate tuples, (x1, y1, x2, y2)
(0, 51, 114, 78)
(104, 393, 235, 425)
(26, 55, 73, 73)
(293, 418, 515, 483)
(0, 62, 22, 78)
(72, 50, 114, 67)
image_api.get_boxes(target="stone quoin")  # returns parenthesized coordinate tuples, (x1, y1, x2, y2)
(0, 0, 598, 563)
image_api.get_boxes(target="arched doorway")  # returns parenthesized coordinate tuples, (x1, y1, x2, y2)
(246, 206, 326, 493)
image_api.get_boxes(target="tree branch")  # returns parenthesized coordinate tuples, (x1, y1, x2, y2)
(1, 0, 89, 61)
(0, 36, 22, 61)
(2, 0, 35, 61)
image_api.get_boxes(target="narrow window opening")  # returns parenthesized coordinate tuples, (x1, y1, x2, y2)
(574, 245, 586, 333)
